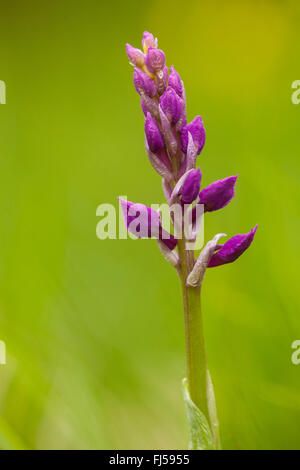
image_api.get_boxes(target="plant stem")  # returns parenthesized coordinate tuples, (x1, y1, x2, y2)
(177, 238, 209, 419)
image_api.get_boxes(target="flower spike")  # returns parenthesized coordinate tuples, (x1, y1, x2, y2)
(123, 33, 258, 449)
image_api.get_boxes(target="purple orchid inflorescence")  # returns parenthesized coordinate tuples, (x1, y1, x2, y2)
(121, 32, 258, 449)
(122, 31, 257, 277)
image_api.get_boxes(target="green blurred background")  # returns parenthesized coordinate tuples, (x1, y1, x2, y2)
(0, 0, 299, 450)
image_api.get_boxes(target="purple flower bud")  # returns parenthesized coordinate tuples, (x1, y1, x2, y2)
(181, 116, 206, 155)
(126, 43, 145, 68)
(159, 87, 183, 124)
(133, 68, 157, 98)
(199, 175, 237, 212)
(142, 31, 157, 53)
(145, 47, 165, 74)
(208, 225, 258, 268)
(179, 168, 202, 204)
(119, 198, 177, 250)
(168, 65, 183, 97)
(145, 113, 164, 153)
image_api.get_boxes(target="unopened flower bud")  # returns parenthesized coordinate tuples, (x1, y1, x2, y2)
(199, 176, 237, 212)
(168, 65, 183, 97)
(145, 47, 165, 74)
(119, 198, 177, 250)
(142, 31, 157, 53)
(145, 113, 164, 153)
(208, 226, 258, 267)
(133, 68, 157, 98)
(160, 87, 183, 124)
(181, 116, 206, 155)
(179, 168, 202, 204)
(126, 43, 145, 68)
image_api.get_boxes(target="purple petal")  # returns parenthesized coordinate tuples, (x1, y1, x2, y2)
(181, 116, 206, 155)
(208, 225, 258, 267)
(199, 175, 237, 212)
(142, 31, 157, 52)
(133, 68, 157, 98)
(159, 87, 183, 124)
(168, 65, 183, 97)
(145, 113, 164, 153)
(145, 47, 165, 74)
(119, 198, 177, 250)
(179, 168, 202, 204)
(126, 44, 145, 68)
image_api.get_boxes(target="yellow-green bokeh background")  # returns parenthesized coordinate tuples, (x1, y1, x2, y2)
(0, 0, 299, 450)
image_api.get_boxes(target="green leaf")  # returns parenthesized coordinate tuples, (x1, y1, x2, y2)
(182, 378, 215, 450)
(206, 370, 221, 450)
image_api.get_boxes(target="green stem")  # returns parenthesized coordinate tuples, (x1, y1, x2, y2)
(177, 238, 209, 420)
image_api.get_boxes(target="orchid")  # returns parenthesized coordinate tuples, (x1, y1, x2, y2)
(121, 31, 258, 450)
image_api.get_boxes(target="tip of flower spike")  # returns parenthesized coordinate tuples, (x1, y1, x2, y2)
(142, 31, 157, 53)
